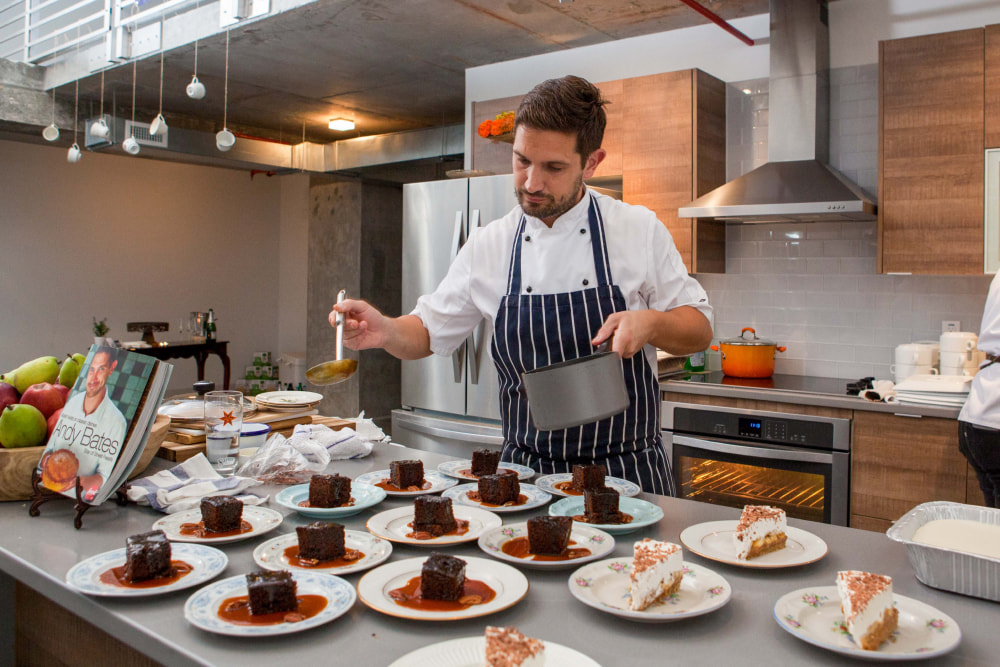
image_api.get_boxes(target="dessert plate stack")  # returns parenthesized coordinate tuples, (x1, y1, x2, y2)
(893, 374, 972, 408)
(254, 390, 323, 412)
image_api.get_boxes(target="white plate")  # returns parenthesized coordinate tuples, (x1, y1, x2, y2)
(534, 473, 641, 498)
(65, 543, 228, 597)
(548, 496, 664, 535)
(437, 459, 535, 481)
(477, 522, 615, 569)
(274, 481, 387, 518)
(366, 505, 502, 546)
(252, 530, 392, 575)
(389, 636, 600, 667)
(442, 483, 552, 513)
(353, 469, 458, 496)
(774, 586, 961, 660)
(184, 571, 356, 637)
(357, 555, 529, 621)
(679, 520, 828, 568)
(568, 557, 732, 622)
(153, 506, 283, 544)
(254, 390, 324, 406)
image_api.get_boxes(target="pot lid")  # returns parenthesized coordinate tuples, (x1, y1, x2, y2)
(720, 328, 777, 346)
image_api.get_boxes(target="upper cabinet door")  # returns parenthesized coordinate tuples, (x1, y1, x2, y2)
(592, 79, 623, 180)
(986, 24, 1000, 149)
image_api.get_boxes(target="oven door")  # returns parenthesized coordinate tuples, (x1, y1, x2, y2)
(665, 433, 849, 526)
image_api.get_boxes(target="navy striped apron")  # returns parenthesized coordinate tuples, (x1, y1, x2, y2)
(492, 193, 675, 495)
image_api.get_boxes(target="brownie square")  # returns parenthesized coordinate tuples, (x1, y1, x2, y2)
(571, 464, 606, 492)
(123, 530, 173, 583)
(412, 495, 458, 536)
(246, 570, 298, 615)
(420, 553, 466, 601)
(200, 496, 243, 533)
(584, 487, 621, 524)
(296, 521, 345, 561)
(308, 473, 352, 508)
(389, 460, 424, 488)
(471, 448, 501, 477)
(478, 470, 520, 505)
(527, 515, 573, 555)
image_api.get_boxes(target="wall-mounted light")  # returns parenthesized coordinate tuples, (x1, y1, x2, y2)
(328, 118, 355, 131)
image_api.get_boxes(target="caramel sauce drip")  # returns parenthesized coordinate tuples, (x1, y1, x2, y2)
(375, 479, 432, 492)
(98, 560, 194, 588)
(217, 594, 328, 626)
(553, 480, 584, 496)
(179, 520, 253, 539)
(501, 536, 591, 561)
(571, 512, 634, 525)
(281, 545, 364, 568)
(466, 491, 527, 507)
(387, 576, 496, 611)
(405, 518, 471, 540)
(297, 497, 356, 508)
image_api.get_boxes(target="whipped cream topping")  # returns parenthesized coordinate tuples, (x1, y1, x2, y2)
(733, 505, 786, 559)
(836, 570, 894, 642)
(485, 625, 545, 667)
(629, 539, 683, 611)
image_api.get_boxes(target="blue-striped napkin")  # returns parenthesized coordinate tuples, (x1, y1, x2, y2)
(126, 453, 268, 513)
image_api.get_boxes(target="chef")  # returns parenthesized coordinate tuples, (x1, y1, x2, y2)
(331, 75, 713, 494)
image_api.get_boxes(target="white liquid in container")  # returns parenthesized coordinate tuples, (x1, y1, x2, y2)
(911, 518, 1000, 559)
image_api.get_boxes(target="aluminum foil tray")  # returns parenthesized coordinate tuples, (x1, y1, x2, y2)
(886, 501, 1000, 602)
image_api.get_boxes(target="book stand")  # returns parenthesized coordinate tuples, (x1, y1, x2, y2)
(28, 469, 132, 530)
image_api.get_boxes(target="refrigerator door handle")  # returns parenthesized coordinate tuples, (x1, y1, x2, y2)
(449, 210, 466, 384)
(465, 208, 484, 384)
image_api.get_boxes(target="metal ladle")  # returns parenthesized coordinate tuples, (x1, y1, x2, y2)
(305, 289, 358, 386)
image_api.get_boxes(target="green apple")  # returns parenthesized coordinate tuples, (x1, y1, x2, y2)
(0, 403, 47, 448)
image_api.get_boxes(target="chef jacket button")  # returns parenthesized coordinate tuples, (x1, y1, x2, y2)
(526, 286, 533, 293)
(525, 235, 531, 242)
(582, 279, 589, 286)
(579, 228, 586, 234)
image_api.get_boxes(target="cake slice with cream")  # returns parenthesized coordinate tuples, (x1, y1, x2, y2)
(484, 625, 545, 667)
(628, 538, 684, 611)
(836, 570, 898, 651)
(733, 505, 787, 560)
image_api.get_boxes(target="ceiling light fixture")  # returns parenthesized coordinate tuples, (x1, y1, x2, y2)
(328, 118, 355, 131)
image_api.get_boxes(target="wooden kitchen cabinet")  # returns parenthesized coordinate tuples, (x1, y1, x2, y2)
(878, 28, 985, 274)
(986, 24, 1000, 148)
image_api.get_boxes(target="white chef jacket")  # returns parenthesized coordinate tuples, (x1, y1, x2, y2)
(412, 188, 712, 371)
(53, 390, 128, 476)
(959, 272, 1000, 429)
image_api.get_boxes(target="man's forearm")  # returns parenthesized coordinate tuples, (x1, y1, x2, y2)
(645, 306, 713, 355)
(383, 314, 434, 360)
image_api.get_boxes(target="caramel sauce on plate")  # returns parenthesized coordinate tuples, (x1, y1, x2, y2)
(217, 594, 327, 625)
(405, 519, 470, 540)
(456, 467, 515, 479)
(375, 479, 432, 492)
(572, 512, 634, 525)
(297, 498, 356, 508)
(282, 545, 365, 569)
(553, 481, 585, 496)
(179, 520, 254, 539)
(98, 560, 194, 588)
(465, 491, 528, 508)
(500, 536, 592, 561)
(388, 576, 496, 612)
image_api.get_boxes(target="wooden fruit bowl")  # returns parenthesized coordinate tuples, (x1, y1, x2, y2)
(0, 414, 169, 502)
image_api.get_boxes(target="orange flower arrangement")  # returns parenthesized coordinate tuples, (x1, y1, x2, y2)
(478, 111, 515, 138)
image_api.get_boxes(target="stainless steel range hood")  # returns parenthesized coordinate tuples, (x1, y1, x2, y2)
(679, 0, 876, 223)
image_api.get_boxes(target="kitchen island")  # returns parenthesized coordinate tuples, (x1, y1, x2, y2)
(0, 443, 995, 666)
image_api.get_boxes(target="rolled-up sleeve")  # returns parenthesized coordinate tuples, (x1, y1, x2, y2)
(410, 235, 486, 356)
(644, 217, 712, 322)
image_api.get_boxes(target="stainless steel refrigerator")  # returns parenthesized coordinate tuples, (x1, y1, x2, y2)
(390, 174, 515, 456)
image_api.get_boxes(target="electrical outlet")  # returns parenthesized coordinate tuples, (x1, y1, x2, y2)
(942, 320, 960, 333)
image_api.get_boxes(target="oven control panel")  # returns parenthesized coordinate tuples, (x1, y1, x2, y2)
(671, 407, 847, 451)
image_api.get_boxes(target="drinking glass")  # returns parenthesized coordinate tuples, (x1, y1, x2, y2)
(204, 390, 243, 476)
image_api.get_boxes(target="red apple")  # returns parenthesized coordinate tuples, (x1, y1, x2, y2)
(53, 384, 70, 402)
(46, 407, 63, 440)
(20, 382, 67, 419)
(0, 382, 17, 412)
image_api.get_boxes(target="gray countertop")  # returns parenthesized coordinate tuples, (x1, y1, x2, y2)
(1, 444, 994, 666)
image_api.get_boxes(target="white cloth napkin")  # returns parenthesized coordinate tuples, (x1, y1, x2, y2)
(858, 380, 897, 403)
(126, 453, 268, 513)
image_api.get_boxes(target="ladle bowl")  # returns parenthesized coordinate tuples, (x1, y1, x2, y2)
(306, 289, 358, 386)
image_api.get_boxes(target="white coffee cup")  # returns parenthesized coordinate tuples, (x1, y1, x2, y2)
(122, 135, 140, 155)
(940, 362, 973, 377)
(913, 341, 940, 368)
(216, 128, 235, 152)
(186, 76, 206, 100)
(895, 343, 934, 366)
(940, 331, 977, 353)
(66, 143, 81, 163)
(42, 123, 60, 142)
(90, 118, 109, 138)
(149, 113, 167, 137)
(891, 363, 936, 383)
(940, 349, 976, 367)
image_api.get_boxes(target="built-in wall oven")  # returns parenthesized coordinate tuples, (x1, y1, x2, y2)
(662, 400, 850, 526)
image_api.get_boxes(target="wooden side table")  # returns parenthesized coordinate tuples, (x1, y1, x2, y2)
(126, 340, 231, 389)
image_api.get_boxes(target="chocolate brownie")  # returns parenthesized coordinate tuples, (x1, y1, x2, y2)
(123, 530, 173, 583)
(584, 487, 621, 524)
(526, 515, 573, 555)
(389, 460, 424, 488)
(200, 496, 243, 533)
(296, 521, 345, 561)
(478, 469, 520, 505)
(571, 463, 606, 492)
(412, 495, 458, 536)
(308, 473, 352, 508)
(420, 553, 466, 601)
(471, 448, 501, 476)
(246, 570, 298, 615)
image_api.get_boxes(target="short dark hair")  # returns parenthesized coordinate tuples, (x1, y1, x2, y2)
(515, 75, 607, 165)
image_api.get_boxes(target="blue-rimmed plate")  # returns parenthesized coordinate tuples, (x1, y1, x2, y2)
(477, 522, 615, 569)
(534, 473, 641, 498)
(274, 481, 387, 518)
(773, 586, 961, 661)
(184, 571, 356, 636)
(66, 543, 228, 597)
(353, 470, 458, 496)
(253, 530, 393, 575)
(152, 506, 283, 544)
(437, 459, 535, 482)
(366, 505, 502, 546)
(548, 496, 663, 535)
(442, 483, 551, 513)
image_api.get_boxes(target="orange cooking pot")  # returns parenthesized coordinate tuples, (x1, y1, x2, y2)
(710, 328, 787, 378)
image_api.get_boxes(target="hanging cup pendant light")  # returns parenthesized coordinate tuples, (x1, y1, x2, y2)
(90, 70, 109, 139)
(187, 39, 206, 99)
(42, 88, 59, 141)
(216, 29, 235, 151)
(123, 60, 141, 155)
(67, 81, 81, 162)
(150, 45, 167, 136)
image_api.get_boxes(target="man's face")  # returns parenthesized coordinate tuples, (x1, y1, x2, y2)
(512, 126, 605, 226)
(85, 352, 115, 399)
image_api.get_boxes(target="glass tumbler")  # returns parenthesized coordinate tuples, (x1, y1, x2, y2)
(204, 390, 244, 476)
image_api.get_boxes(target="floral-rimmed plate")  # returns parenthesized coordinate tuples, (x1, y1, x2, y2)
(356, 556, 528, 621)
(184, 571, 356, 637)
(477, 522, 615, 569)
(773, 586, 961, 661)
(568, 557, 731, 622)
(548, 496, 663, 535)
(252, 530, 392, 575)
(353, 470, 458, 496)
(679, 520, 828, 568)
(534, 473, 641, 498)
(436, 459, 535, 481)
(388, 636, 600, 667)
(153, 506, 283, 544)
(366, 505, 502, 546)
(274, 481, 387, 518)
(65, 543, 228, 597)
(442, 483, 551, 513)
(254, 390, 323, 406)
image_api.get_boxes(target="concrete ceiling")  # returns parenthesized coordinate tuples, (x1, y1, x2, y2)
(51, 0, 767, 145)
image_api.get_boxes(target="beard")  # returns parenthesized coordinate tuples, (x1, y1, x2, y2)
(516, 173, 584, 221)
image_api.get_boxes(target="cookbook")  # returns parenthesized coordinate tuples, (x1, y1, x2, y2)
(36, 344, 172, 505)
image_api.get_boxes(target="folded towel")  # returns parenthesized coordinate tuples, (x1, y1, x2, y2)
(126, 453, 268, 513)
(858, 379, 897, 403)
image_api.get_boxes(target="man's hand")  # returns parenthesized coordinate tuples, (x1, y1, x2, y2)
(330, 299, 432, 360)
(592, 306, 712, 358)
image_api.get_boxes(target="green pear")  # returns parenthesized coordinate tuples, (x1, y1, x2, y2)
(58, 354, 82, 388)
(0, 403, 47, 448)
(8, 356, 60, 394)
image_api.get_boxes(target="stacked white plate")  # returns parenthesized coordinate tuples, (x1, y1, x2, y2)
(254, 390, 323, 412)
(893, 374, 972, 408)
